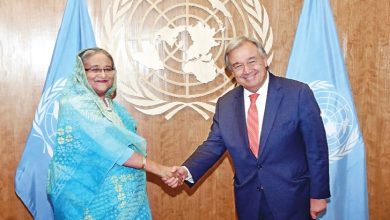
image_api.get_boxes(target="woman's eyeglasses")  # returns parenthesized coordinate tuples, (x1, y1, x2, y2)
(85, 67, 115, 74)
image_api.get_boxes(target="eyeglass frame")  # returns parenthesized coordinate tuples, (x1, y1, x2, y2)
(229, 56, 266, 73)
(84, 67, 116, 74)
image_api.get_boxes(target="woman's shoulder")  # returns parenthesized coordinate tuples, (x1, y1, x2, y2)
(112, 101, 129, 115)
(59, 92, 90, 106)
(113, 101, 137, 127)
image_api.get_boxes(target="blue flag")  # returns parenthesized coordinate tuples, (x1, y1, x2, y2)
(14, 0, 96, 219)
(286, 0, 368, 219)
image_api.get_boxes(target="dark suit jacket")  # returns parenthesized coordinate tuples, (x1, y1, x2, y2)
(183, 73, 330, 220)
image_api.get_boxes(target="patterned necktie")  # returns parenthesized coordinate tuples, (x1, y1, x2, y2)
(247, 93, 259, 158)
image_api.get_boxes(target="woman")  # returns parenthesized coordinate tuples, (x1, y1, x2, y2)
(47, 48, 178, 219)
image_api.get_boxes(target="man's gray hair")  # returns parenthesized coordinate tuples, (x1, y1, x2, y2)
(224, 36, 267, 70)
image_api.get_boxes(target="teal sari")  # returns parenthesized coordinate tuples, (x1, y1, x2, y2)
(47, 50, 152, 220)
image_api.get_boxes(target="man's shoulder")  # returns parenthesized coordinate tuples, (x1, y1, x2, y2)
(218, 85, 242, 102)
(270, 73, 310, 92)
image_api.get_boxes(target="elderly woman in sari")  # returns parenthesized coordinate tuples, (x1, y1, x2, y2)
(47, 48, 179, 219)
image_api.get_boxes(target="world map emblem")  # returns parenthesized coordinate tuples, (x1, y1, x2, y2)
(309, 81, 359, 162)
(101, 0, 274, 119)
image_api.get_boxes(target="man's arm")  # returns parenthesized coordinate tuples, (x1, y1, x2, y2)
(163, 100, 227, 187)
(299, 85, 330, 217)
(299, 85, 330, 198)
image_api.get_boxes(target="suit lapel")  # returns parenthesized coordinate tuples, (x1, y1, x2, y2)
(259, 73, 283, 159)
(233, 86, 254, 158)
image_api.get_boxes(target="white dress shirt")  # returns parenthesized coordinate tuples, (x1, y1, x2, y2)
(243, 71, 269, 143)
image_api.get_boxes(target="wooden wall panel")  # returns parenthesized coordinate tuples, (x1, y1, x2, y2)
(330, 1, 390, 219)
(0, 0, 389, 219)
(0, 1, 66, 219)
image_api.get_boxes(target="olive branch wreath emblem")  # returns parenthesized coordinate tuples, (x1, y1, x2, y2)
(102, 0, 273, 120)
(309, 80, 359, 162)
(32, 78, 67, 157)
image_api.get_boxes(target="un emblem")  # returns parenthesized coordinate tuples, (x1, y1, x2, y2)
(309, 81, 359, 162)
(101, 0, 274, 119)
(32, 78, 66, 157)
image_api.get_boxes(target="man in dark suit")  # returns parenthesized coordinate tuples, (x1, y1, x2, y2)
(165, 36, 330, 220)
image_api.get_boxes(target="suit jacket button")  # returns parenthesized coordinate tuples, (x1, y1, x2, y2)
(257, 164, 263, 169)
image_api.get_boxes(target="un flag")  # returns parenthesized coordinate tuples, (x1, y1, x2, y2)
(286, 0, 369, 219)
(14, 0, 96, 219)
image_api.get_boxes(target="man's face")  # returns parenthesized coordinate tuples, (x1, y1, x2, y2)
(228, 41, 268, 93)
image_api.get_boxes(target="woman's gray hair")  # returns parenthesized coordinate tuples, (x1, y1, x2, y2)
(224, 36, 267, 70)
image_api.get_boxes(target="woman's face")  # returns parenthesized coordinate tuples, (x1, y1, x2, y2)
(83, 52, 115, 98)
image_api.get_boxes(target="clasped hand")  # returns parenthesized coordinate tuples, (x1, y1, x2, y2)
(160, 166, 188, 188)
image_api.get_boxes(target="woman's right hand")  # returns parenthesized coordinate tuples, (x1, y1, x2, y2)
(142, 158, 183, 186)
(158, 165, 184, 187)
(157, 165, 175, 179)
(124, 153, 183, 186)
(162, 166, 187, 188)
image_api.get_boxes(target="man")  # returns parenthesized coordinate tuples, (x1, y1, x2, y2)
(166, 36, 330, 219)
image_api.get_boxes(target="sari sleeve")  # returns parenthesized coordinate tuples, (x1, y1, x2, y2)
(65, 97, 146, 163)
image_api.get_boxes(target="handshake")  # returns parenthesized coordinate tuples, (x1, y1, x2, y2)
(139, 155, 189, 188)
(158, 166, 189, 188)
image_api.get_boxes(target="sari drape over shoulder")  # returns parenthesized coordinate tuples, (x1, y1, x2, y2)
(47, 51, 152, 219)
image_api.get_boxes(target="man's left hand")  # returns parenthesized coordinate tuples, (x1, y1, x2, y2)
(310, 198, 327, 219)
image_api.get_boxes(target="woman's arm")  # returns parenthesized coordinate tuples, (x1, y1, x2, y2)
(123, 152, 177, 180)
